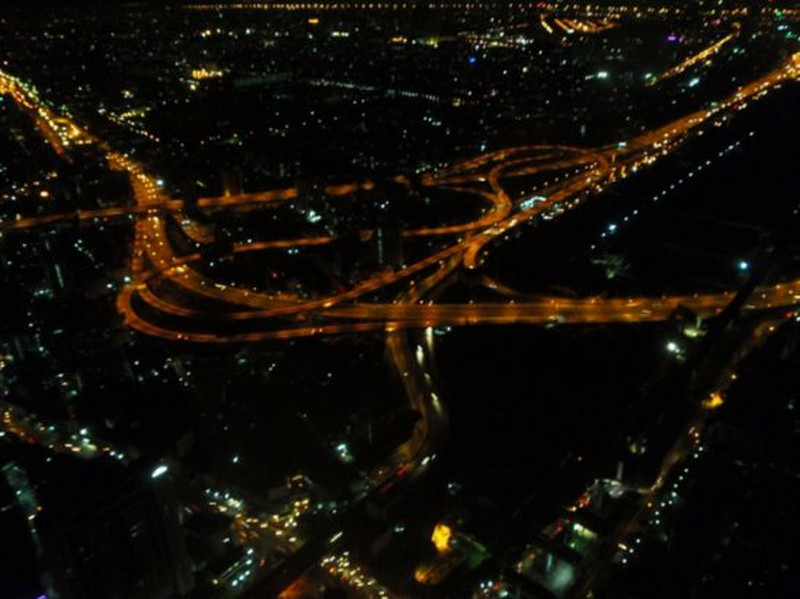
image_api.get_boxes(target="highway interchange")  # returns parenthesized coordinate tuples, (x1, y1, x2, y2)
(2, 49, 800, 597)
(116, 53, 800, 342)
(3, 55, 800, 345)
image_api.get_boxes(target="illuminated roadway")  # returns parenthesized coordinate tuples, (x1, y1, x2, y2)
(647, 24, 740, 86)
(3, 56, 798, 342)
(109, 56, 799, 345)
(3, 53, 800, 596)
(3, 53, 799, 472)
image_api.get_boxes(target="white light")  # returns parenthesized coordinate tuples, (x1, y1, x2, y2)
(151, 464, 169, 479)
(666, 342, 678, 353)
(739, 260, 749, 271)
(597, 70, 609, 79)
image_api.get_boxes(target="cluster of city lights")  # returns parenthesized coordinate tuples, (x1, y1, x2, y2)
(320, 551, 391, 598)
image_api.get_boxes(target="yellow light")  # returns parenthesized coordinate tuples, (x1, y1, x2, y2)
(702, 392, 724, 410)
(414, 565, 430, 584)
(191, 68, 223, 81)
(431, 523, 452, 554)
(308, 17, 320, 25)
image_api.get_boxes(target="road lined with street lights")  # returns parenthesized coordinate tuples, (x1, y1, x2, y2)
(2, 56, 799, 344)
(3, 45, 799, 599)
(647, 24, 740, 86)
(120, 55, 800, 344)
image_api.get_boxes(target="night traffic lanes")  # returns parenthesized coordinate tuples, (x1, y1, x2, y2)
(123, 152, 596, 325)
(4, 52, 800, 599)
(0, 175, 373, 233)
(3, 56, 799, 345)
(400, 184, 512, 238)
(115, 275, 800, 343)
(0, 70, 71, 159)
(122, 146, 610, 325)
(136, 56, 800, 338)
(120, 52, 800, 342)
(647, 24, 740, 86)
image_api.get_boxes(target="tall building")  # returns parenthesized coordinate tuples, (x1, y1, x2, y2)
(19, 458, 195, 599)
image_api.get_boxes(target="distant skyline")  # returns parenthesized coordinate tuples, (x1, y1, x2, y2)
(6, 0, 793, 8)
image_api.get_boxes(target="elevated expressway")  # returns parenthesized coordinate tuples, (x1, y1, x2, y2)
(2, 57, 799, 342)
(3, 48, 800, 599)
(108, 54, 800, 343)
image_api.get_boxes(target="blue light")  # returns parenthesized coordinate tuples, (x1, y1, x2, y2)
(739, 261, 749, 271)
(468, 56, 477, 66)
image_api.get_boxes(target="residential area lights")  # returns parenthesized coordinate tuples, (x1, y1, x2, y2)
(0, 6, 798, 599)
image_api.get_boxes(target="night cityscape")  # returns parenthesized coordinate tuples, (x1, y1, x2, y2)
(1, 1, 798, 598)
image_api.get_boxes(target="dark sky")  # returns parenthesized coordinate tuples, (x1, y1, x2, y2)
(4, 0, 789, 13)
(6, 1, 174, 8)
